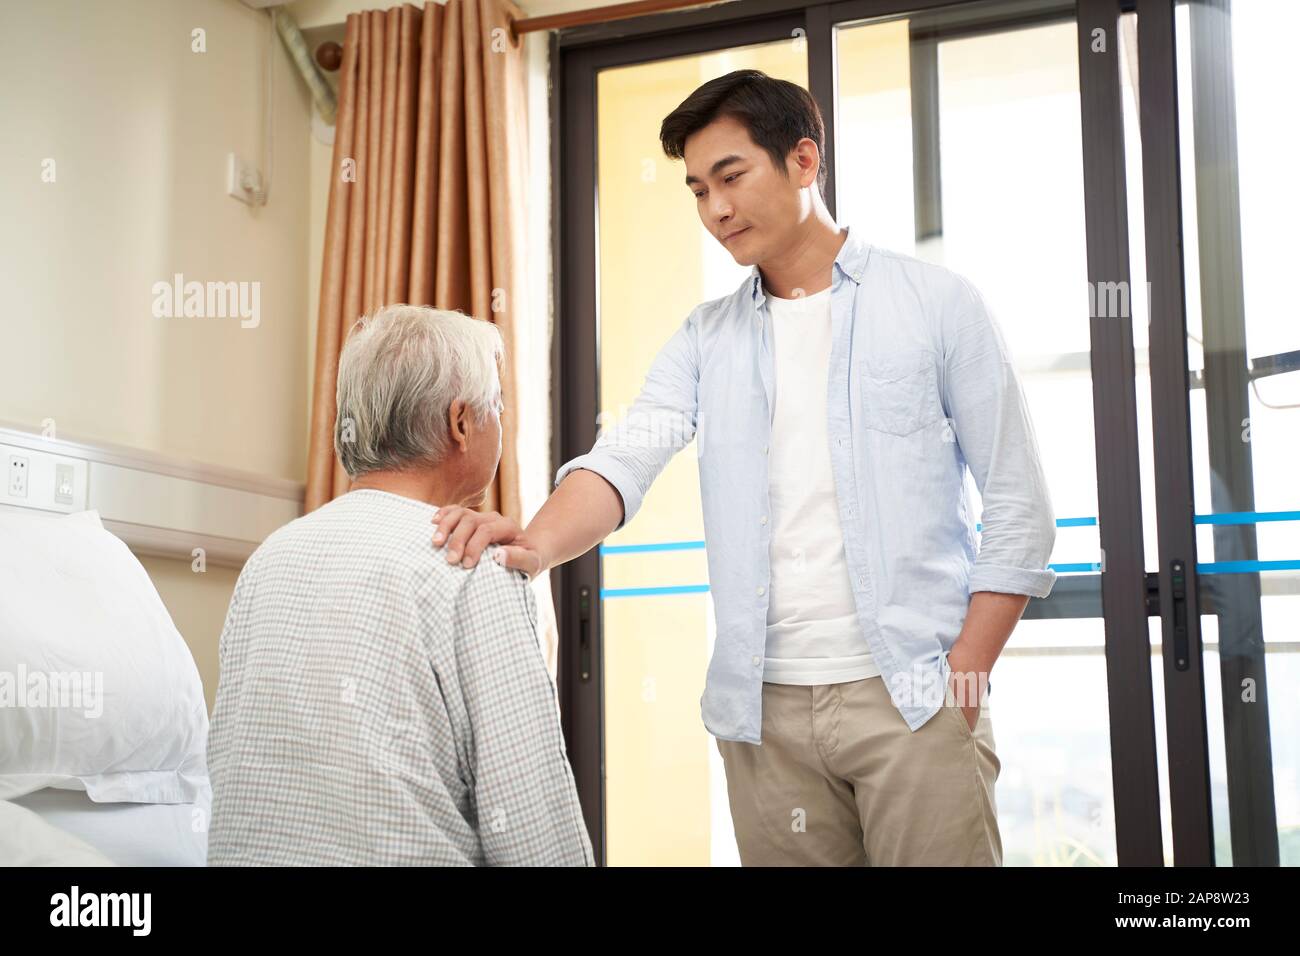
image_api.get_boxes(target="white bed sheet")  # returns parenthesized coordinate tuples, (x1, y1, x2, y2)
(0, 799, 116, 866)
(10, 783, 211, 867)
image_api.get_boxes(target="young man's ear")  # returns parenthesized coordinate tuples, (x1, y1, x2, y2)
(792, 137, 820, 189)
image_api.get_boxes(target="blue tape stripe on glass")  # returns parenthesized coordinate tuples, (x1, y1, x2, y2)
(1194, 510, 1300, 525)
(600, 540, 706, 555)
(597, 511, 1300, 595)
(601, 585, 712, 599)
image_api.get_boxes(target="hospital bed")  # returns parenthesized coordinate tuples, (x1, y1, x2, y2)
(0, 509, 212, 867)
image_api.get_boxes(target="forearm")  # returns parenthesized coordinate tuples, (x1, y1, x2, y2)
(526, 469, 624, 571)
(948, 591, 1030, 695)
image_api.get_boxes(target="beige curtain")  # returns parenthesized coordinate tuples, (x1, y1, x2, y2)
(304, 0, 558, 674)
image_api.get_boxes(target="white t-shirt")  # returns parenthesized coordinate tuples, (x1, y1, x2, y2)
(762, 285, 881, 685)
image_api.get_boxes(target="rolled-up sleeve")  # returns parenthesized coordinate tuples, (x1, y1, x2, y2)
(554, 305, 702, 531)
(941, 276, 1057, 599)
(454, 562, 594, 866)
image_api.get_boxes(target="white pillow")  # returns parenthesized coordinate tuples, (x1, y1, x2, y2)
(0, 509, 209, 804)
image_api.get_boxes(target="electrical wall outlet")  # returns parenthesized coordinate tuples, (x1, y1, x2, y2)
(0, 443, 87, 513)
(8, 455, 29, 498)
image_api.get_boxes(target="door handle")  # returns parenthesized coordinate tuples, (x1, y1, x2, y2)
(578, 585, 592, 682)
(1170, 559, 1189, 670)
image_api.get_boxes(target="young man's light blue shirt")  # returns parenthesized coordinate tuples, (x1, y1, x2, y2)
(555, 224, 1057, 743)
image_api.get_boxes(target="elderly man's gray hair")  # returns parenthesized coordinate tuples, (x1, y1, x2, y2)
(334, 304, 504, 478)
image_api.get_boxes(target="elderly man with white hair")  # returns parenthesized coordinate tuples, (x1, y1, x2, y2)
(206, 304, 592, 867)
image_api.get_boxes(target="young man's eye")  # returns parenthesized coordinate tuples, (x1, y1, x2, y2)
(725, 172, 741, 183)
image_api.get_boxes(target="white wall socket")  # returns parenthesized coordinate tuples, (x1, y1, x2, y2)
(8, 455, 28, 498)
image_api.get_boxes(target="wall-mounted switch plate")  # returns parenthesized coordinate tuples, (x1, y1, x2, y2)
(226, 152, 264, 206)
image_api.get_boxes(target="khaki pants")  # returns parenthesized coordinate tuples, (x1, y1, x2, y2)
(716, 676, 1002, 866)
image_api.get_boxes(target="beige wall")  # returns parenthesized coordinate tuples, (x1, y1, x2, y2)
(1, 0, 313, 480)
(137, 556, 243, 716)
(0, 0, 313, 709)
(0, 0, 595, 712)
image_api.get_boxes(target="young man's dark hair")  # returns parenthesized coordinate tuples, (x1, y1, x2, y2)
(660, 69, 828, 202)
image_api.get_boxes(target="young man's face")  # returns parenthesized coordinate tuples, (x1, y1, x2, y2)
(682, 114, 812, 266)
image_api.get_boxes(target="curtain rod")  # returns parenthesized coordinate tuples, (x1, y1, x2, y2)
(511, 0, 733, 37)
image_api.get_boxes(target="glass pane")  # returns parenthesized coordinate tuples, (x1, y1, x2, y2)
(1176, 0, 1300, 866)
(837, 8, 1122, 865)
(595, 40, 809, 866)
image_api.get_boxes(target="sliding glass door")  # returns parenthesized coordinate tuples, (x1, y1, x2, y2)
(836, 5, 1143, 867)
(555, 0, 1292, 865)
(1160, 0, 1299, 865)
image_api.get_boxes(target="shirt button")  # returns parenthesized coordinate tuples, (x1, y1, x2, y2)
(763, 445, 769, 455)
(751, 655, 762, 666)
(757, 586, 765, 596)
(760, 515, 768, 525)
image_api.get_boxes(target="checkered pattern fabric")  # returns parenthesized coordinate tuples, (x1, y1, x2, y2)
(207, 489, 593, 866)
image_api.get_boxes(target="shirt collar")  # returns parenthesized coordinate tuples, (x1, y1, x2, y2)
(748, 223, 871, 305)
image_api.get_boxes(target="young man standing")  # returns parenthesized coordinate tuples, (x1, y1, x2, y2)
(432, 70, 1057, 866)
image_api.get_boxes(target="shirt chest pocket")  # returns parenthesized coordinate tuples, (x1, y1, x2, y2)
(861, 350, 942, 437)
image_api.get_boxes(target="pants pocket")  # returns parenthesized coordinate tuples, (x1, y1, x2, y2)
(943, 679, 976, 739)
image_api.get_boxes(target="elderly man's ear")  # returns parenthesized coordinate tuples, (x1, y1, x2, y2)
(448, 398, 472, 451)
